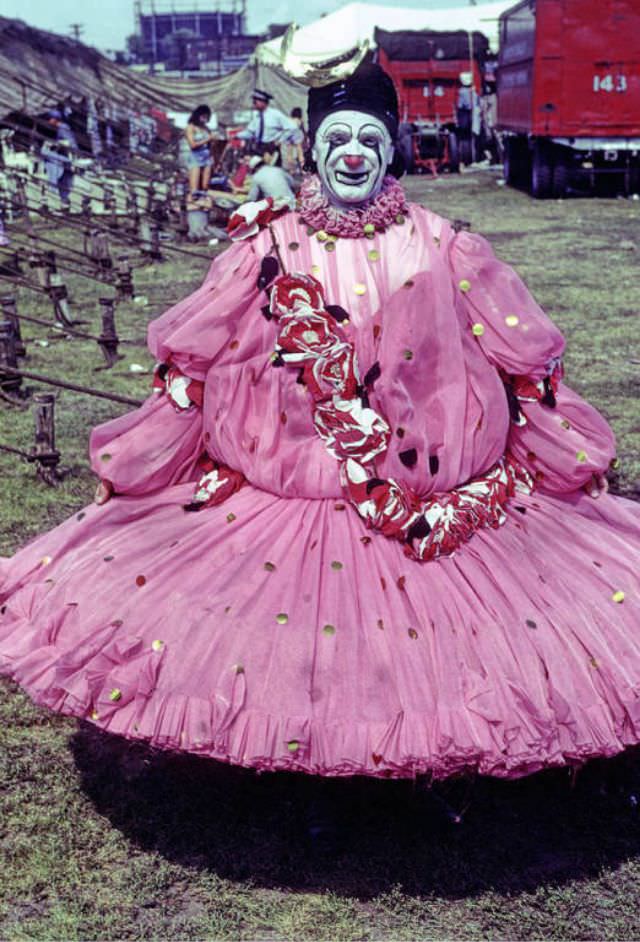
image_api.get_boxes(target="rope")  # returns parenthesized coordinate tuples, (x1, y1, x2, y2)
(0, 365, 144, 406)
(0, 307, 141, 345)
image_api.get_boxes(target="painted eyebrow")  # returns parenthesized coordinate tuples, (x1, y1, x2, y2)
(358, 125, 386, 139)
(322, 124, 352, 137)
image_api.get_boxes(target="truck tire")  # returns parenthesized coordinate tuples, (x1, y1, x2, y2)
(503, 138, 517, 185)
(503, 136, 529, 188)
(448, 131, 460, 173)
(459, 135, 473, 166)
(531, 144, 552, 199)
(552, 160, 569, 198)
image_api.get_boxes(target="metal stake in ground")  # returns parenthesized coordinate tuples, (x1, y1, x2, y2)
(0, 295, 26, 357)
(116, 254, 134, 300)
(29, 245, 51, 290)
(97, 297, 122, 369)
(103, 184, 117, 229)
(177, 179, 189, 240)
(150, 223, 163, 261)
(47, 272, 76, 328)
(0, 249, 23, 278)
(139, 218, 152, 256)
(126, 187, 140, 234)
(0, 319, 24, 400)
(93, 230, 113, 272)
(32, 391, 61, 485)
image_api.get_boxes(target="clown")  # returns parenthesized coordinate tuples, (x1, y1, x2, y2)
(2, 62, 640, 788)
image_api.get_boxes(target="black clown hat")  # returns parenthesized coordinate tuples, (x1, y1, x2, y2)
(306, 60, 404, 177)
(307, 60, 399, 143)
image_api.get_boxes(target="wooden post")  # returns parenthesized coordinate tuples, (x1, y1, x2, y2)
(126, 187, 140, 234)
(0, 319, 22, 395)
(0, 251, 22, 278)
(32, 392, 61, 485)
(103, 184, 117, 229)
(83, 226, 94, 261)
(94, 230, 113, 271)
(48, 273, 75, 328)
(145, 180, 155, 216)
(139, 218, 152, 255)
(14, 175, 28, 219)
(150, 223, 163, 261)
(177, 178, 189, 240)
(116, 254, 134, 300)
(43, 250, 57, 275)
(40, 179, 49, 216)
(0, 296, 26, 357)
(97, 297, 121, 368)
(29, 246, 50, 290)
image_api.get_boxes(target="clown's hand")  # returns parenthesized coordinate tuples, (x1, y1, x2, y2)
(583, 472, 609, 499)
(94, 479, 113, 505)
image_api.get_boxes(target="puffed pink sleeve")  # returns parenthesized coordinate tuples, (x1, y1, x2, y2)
(89, 240, 260, 495)
(449, 228, 616, 494)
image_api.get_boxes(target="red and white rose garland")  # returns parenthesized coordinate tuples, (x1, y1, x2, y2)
(269, 272, 534, 561)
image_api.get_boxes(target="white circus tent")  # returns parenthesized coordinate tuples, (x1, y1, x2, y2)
(255, 0, 516, 66)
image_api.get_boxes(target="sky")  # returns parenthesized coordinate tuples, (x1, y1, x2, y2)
(0, 0, 487, 52)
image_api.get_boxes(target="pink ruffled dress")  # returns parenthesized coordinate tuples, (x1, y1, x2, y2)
(1, 178, 639, 780)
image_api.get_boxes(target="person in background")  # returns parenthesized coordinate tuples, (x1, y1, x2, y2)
(184, 105, 215, 198)
(246, 144, 296, 208)
(237, 89, 303, 158)
(456, 72, 481, 164)
(285, 106, 306, 172)
(41, 109, 76, 208)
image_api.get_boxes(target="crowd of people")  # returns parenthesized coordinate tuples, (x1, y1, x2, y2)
(181, 88, 304, 216)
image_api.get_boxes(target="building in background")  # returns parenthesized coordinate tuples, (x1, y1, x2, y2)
(132, 0, 261, 75)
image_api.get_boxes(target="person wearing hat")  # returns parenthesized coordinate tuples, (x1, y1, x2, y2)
(4, 59, 640, 815)
(237, 88, 303, 154)
(246, 144, 296, 208)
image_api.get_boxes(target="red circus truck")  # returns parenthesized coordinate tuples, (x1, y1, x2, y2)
(497, 0, 640, 197)
(375, 28, 491, 172)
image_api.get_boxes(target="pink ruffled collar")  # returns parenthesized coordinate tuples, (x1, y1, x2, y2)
(297, 174, 409, 238)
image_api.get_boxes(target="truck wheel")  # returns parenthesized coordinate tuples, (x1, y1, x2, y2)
(627, 166, 640, 197)
(459, 136, 473, 166)
(552, 160, 568, 198)
(503, 138, 516, 185)
(503, 137, 528, 188)
(531, 145, 552, 199)
(448, 131, 460, 173)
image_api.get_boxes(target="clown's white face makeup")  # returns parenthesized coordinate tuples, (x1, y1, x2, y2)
(312, 110, 394, 209)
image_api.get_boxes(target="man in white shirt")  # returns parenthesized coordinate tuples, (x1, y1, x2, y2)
(238, 89, 303, 153)
(246, 148, 297, 208)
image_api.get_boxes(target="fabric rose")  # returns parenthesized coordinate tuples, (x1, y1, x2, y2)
(152, 363, 204, 412)
(269, 272, 325, 317)
(184, 455, 245, 511)
(227, 197, 290, 241)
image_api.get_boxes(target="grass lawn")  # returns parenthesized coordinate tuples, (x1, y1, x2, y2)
(1, 169, 639, 940)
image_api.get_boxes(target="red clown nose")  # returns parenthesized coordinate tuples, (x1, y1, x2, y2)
(343, 154, 365, 169)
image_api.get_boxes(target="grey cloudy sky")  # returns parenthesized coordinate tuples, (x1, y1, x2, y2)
(0, 0, 475, 52)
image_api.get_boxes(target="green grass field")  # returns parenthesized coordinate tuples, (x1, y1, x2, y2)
(1, 170, 639, 940)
